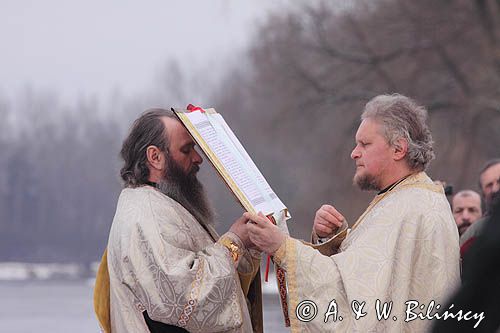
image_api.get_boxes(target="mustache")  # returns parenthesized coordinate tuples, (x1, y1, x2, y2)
(160, 156, 214, 226)
(458, 221, 472, 235)
(190, 164, 200, 174)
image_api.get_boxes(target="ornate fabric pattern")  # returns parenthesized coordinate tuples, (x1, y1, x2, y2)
(274, 172, 461, 333)
(107, 186, 253, 332)
(177, 260, 204, 327)
(276, 266, 290, 327)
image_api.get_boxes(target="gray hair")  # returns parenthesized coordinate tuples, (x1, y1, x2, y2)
(120, 108, 177, 187)
(362, 94, 435, 171)
(453, 189, 481, 199)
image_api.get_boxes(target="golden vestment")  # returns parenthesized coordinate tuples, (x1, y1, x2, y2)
(274, 172, 460, 332)
(94, 186, 262, 332)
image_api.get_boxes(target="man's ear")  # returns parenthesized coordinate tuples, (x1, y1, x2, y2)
(146, 145, 165, 170)
(393, 138, 408, 161)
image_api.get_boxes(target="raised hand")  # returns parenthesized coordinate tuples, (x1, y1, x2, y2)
(313, 204, 345, 238)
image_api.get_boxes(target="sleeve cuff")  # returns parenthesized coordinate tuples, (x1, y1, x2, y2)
(311, 219, 349, 244)
(218, 232, 246, 266)
(272, 236, 289, 267)
(312, 230, 333, 244)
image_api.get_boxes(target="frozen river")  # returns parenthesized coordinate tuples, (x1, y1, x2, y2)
(0, 280, 289, 333)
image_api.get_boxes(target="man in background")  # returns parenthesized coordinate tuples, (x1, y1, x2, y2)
(432, 191, 500, 332)
(460, 158, 500, 254)
(451, 190, 482, 235)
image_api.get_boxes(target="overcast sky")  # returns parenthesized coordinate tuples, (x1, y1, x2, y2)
(1, 1, 292, 102)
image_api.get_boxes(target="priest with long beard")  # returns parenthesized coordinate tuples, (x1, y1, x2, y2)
(94, 109, 262, 333)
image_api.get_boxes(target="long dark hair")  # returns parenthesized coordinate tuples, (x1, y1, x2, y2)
(120, 108, 176, 187)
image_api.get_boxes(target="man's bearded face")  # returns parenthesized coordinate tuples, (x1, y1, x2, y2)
(158, 153, 214, 226)
(452, 193, 482, 235)
(480, 163, 500, 207)
(353, 173, 381, 191)
(351, 119, 393, 191)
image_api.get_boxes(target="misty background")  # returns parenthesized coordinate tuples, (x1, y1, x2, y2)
(1, 0, 499, 270)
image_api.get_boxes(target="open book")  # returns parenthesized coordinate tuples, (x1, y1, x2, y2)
(173, 106, 292, 327)
(172, 107, 291, 227)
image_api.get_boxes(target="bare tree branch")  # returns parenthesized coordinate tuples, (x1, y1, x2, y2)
(475, 0, 497, 44)
(435, 44, 472, 96)
(344, 14, 399, 91)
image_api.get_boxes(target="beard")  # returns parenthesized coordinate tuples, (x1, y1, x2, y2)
(486, 190, 500, 216)
(353, 171, 381, 191)
(157, 155, 214, 227)
(457, 221, 472, 236)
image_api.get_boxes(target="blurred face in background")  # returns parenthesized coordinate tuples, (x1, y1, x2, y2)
(480, 162, 500, 206)
(452, 191, 482, 235)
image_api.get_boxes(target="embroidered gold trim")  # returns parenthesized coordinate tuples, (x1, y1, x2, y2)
(349, 172, 441, 231)
(285, 238, 300, 333)
(219, 237, 243, 263)
(273, 238, 287, 266)
(177, 260, 204, 327)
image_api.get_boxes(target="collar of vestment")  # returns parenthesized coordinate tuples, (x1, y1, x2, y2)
(143, 180, 158, 188)
(377, 174, 411, 195)
(351, 171, 442, 232)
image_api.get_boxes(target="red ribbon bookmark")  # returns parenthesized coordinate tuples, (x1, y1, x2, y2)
(265, 254, 272, 282)
(264, 216, 274, 282)
(186, 104, 205, 113)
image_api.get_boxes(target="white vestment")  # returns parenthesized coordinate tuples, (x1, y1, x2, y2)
(274, 172, 460, 332)
(107, 186, 259, 333)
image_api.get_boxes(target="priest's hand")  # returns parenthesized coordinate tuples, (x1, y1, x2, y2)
(229, 214, 253, 248)
(313, 204, 345, 238)
(246, 212, 286, 255)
